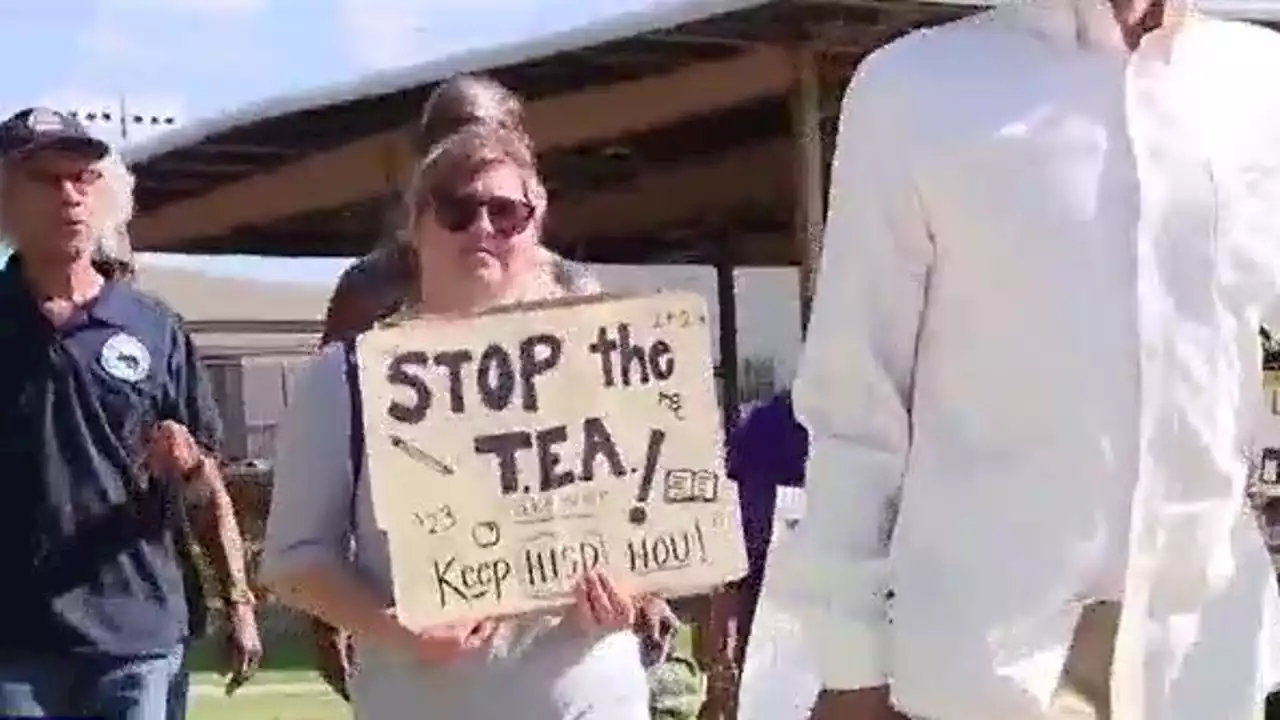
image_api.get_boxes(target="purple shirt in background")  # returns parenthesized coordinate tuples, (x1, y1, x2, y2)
(727, 392, 808, 646)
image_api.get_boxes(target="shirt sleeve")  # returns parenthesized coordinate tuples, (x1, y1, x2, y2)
(162, 319, 223, 456)
(260, 345, 357, 580)
(770, 53, 934, 691)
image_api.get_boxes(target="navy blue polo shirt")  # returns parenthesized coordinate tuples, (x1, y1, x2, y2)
(0, 256, 223, 658)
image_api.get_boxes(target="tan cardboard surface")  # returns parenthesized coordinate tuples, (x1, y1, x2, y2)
(356, 291, 747, 625)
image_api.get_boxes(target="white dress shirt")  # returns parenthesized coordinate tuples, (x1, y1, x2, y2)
(771, 2, 1280, 719)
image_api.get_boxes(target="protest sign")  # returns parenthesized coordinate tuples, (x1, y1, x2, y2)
(355, 292, 747, 625)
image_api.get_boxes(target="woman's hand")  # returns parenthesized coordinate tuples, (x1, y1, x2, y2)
(634, 594, 679, 665)
(386, 614, 499, 665)
(570, 570, 636, 633)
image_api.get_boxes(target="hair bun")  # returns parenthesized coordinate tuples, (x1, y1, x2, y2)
(417, 74, 526, 153)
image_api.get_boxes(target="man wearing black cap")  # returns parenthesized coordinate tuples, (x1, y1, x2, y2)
(0, 107, 260, 718)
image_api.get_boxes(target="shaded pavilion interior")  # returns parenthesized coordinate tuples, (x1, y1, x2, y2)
(128, 0, 981, 265)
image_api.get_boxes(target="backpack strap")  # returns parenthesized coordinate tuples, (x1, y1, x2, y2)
(343, 339, 365, 533)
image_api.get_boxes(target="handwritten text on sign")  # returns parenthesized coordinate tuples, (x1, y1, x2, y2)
(357, 293, 747, 625)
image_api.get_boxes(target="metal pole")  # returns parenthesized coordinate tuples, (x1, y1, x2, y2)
(118, 94, 128, 142)
(790, 45, 825, 335)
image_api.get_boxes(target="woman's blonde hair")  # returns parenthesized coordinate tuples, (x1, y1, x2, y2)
(381, 122, 598, 313)
(401, 121, 547, 244)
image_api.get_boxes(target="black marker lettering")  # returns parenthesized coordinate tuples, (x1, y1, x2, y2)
(580, 417, 626, 482)
(649, 339, 674, 380)
(616, 323, 651, 386)
(386, 351, 432, 424)
(536, 425, 574, 492)
(518, 334, 562, 411)
(474, 431, 534, 495)
(588, 326, 619, 387)
(477, 344, 516, 411)
(433, 349, 473, 414)
(432, 556, 513, 608)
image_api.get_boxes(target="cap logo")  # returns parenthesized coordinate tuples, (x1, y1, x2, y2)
(28, 108, 62, 132)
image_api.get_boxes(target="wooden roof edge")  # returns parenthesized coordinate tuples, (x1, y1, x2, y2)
(124, 0, 778, 166)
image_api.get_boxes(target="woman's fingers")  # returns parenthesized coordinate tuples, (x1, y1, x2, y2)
(466, 618, 498, 646)
(574, 572, 600, 627)
(572, 571, 634, 630)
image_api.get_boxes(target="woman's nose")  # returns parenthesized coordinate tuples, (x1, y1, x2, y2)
(469, 208, 495, 236)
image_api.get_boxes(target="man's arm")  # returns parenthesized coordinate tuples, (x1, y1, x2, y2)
(183, 456, 253, 607)
(769, 48, 933, 715)
(155, 321, 262, 693)
(162, 323, 253, 604)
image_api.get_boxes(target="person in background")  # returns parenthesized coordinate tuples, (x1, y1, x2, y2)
(725, 391, 807, 660)
(691, 392, 811, 720)
(263, 121, 650, 719)
(0, 107, 259, 719)
(771, 1, 1280, 719)
(313, 73, 677, 703)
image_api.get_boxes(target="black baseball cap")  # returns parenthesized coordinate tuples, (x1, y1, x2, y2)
(0, 107, 110, 160)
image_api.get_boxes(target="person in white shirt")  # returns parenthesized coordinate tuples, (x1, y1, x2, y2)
(769, 1, 1280, 719)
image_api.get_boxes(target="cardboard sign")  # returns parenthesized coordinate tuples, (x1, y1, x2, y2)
(355, 292, 747, 625)
(1256, 371, 1280, 500)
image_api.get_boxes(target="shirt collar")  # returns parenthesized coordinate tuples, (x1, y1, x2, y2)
(0, 253, 135, 329)
(1007, 0, 1194, 58)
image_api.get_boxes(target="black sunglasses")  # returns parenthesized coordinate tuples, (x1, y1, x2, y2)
(432, 193, 535, 238)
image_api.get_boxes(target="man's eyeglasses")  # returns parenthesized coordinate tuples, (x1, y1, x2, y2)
(431, 192, 535, 238)
(20, 166, 103, 193)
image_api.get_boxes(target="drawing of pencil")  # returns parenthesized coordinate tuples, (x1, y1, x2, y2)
(388, 434, 456, 475)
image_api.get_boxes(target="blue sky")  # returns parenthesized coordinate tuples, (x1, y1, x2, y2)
(0, 0, 674, 284)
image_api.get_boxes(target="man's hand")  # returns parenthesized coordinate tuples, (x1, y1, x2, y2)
(811, 687, 909, 720)
(221, 601, 263, 696)
(309, 618, 352, 701)
(144, 420, 203, 480)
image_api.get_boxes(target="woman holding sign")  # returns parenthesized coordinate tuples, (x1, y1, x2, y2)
(261, 122, 651, 719)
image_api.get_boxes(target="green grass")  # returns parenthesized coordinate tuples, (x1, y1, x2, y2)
(186, 630, 319, 679)
(187, 687, 346, 720)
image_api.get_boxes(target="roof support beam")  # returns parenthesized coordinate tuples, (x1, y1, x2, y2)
(131, 47, 792, 249)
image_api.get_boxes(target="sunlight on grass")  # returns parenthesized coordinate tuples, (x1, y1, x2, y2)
(188, 688, 346, 720)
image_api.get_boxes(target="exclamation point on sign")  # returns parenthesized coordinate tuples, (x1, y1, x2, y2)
(629, 429, 666, 525)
